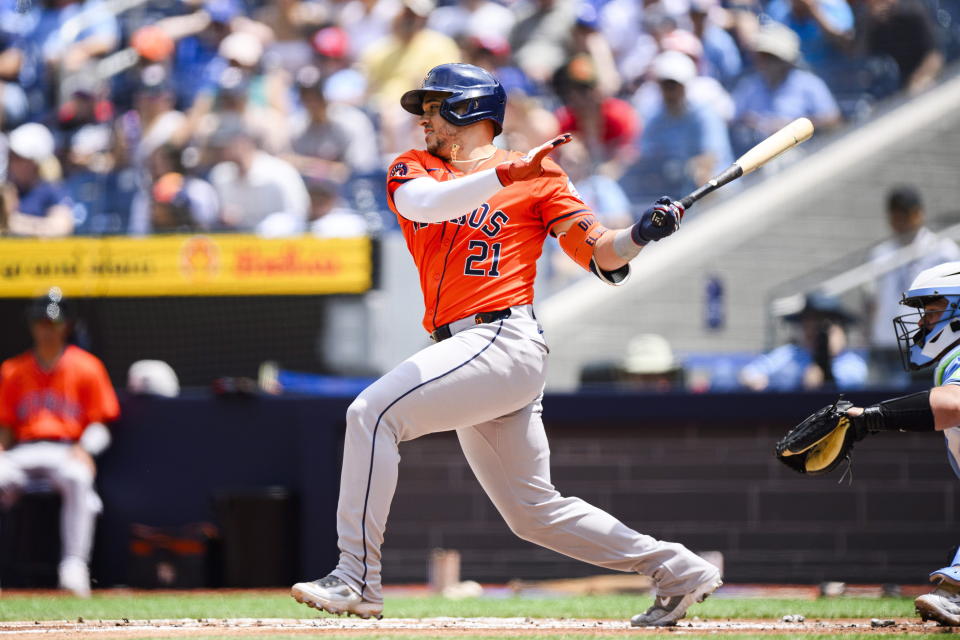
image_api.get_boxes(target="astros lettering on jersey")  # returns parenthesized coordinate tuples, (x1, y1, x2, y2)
(387, 148, 592, 332)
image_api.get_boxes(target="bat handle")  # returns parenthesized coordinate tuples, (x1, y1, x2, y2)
(654, 164, 745, 225)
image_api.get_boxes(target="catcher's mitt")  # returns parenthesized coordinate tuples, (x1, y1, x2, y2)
(775, 398, 866, 475)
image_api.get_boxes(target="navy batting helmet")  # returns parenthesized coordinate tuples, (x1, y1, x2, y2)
(26, 287, 72, 324)
(400, 63, 506, 136)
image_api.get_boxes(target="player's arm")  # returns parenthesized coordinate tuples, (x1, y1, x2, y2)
(834, 388, 939, 439)
(392, 135, 571, 223)
(844, 385, 960, 432)
(0, 425, 11, 452)
(552, 196, 684, 276)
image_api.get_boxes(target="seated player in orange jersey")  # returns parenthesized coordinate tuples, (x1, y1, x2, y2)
(0, 288, 119, 597)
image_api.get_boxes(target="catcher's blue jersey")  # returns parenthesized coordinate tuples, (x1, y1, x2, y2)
(936, 345, 960, 386)
(934, 345, 960, 479)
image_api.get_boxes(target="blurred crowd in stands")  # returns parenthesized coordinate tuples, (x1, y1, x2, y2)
(0, 0, 955, 239)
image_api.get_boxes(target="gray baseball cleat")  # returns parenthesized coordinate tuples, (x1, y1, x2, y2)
(630, 570, 723, 627)
(916, 587, 960, 626)
(291, 574, 383, 619)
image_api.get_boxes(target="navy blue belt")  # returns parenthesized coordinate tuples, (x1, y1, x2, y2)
(430, 308, 512, 342)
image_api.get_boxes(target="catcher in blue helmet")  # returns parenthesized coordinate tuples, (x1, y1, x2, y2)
(776, 261, 960, 626)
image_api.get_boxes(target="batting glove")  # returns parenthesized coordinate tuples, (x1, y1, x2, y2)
(496, 133, 572, 186)
(632, 196, 684, 244)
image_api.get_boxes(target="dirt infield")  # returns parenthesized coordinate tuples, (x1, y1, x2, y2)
(0, 617, 942, 637)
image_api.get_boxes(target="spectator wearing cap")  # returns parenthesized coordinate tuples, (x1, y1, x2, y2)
(731, 21, 841, 155)
(631, 30, 735, 123)
(764, 0, 854, 74)
(149, 171, 216, 233)
(740, 292, 867, 391)
(858, 0, 943, 95)
(552, 54, 638, 169)
(310, 25, 352, 76)
(1, 123, 74, 237)
(687, 0, 742, 89)
(509, 0, 578, 86)
(578, 333, 685, 390)
(207, 118, 309, 235)
(285, 65, 380, 184)
(619, 334, 684, 391)
(865, 185, 960, 383)
(427, 0, 516, 42)
(621, 50, 731, 209)
(129, 142, 219, 234)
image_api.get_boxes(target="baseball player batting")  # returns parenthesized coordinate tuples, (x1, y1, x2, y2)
(291, 63, 721, 627)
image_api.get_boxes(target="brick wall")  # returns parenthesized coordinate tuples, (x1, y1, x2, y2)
(382, 414, 958, 585)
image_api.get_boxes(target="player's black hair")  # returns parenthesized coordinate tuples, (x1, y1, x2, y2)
(886, 185, 923, 213)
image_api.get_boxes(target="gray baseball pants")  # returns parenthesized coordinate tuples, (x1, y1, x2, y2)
(0, 441, 101, 565)
(332, 305, 716, 604)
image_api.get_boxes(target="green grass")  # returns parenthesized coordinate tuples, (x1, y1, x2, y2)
(0, 593, 919, 622)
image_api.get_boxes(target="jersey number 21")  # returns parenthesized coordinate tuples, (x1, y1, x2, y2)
(464, 240, 502, 277)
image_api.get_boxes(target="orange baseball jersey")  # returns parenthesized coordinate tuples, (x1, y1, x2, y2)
(0, 345, 120, 443)
(387, 148, 593, 332)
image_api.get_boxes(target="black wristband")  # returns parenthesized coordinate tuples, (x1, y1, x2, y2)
(854, 390, 935, 434)
(630, 222, 648, 246)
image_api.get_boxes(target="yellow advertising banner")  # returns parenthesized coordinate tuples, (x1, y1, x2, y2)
(0, 234, 372, 297)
